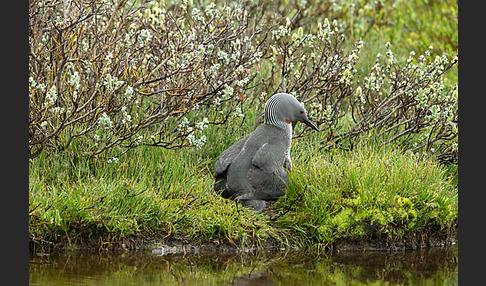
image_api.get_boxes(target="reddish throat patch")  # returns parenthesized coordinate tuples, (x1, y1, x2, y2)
(284, 118, 291, 124)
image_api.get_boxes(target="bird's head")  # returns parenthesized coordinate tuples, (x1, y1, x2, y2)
(264, 93, 320, 132)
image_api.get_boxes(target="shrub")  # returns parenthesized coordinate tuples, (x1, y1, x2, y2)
(29, 0, 458, 164)
(253, 12, 457, 164)
(29, 0, 266, 159)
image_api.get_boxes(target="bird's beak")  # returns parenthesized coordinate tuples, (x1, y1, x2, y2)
(302, 118, 320, 132)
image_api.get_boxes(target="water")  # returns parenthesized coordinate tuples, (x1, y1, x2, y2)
(29, 245, 457, 285)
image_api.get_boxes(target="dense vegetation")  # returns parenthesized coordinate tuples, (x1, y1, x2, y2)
(29, 0, 458, 252)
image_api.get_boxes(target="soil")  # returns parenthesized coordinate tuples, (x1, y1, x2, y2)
(29, 226, 457, 255)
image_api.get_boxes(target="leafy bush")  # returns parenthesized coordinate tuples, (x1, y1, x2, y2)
(29, 0, 265, 159)
(29, 0, 458, 163)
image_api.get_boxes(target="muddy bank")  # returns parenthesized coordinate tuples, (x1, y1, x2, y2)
(147, 230, 457, 256)
(30, 226, 457, 255)
(332, 232, 457, 252)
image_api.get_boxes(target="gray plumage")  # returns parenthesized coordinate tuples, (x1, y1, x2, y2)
(213, 93, 319, 211)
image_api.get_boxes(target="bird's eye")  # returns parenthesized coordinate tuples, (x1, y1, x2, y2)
(300, 111, 304, 114)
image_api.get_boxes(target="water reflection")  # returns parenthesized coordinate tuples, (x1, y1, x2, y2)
(29, 245, 457, 285)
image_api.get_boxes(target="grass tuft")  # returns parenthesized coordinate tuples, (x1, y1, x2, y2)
(273, 137, 457, 250)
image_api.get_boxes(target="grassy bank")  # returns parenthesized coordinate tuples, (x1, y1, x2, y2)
(29, 112, 457, 252)
(276, 138, 457, 251)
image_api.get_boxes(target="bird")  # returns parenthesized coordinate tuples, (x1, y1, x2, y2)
(213, 93, 320, 211)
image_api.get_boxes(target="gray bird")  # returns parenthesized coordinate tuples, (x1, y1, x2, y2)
(213, 93, 320, 211)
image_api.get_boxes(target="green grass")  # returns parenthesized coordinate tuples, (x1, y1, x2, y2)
(276, 137, 457, 250)
(29, 143, 280, 250)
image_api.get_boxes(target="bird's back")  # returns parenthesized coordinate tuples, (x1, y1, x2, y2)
(214, 124, 291, 200)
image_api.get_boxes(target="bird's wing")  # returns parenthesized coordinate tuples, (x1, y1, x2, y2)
(251, 143, 282, 174)
(214, 135, 250, 177)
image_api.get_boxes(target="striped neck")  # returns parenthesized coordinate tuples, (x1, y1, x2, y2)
(264, 95, 292, 135)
